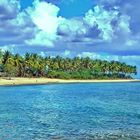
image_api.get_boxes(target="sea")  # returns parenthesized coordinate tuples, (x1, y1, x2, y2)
(0, 82, 140, 140)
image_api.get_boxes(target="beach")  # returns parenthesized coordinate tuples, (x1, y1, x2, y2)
(0, 77, 140, 86)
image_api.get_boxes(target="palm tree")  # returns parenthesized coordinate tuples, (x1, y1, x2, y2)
(0, 51, 137, 79)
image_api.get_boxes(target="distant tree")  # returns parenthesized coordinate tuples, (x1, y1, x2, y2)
(0, 51, 137, 79)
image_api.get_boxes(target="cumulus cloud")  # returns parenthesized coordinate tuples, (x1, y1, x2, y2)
(0, 0, 63, 48)
(77, 52, 119, 61)
(117, 15, 131, 35)
(25, 0, 64, 47)
(0, 44, 16, 53)
(84, 5, 132, 42)
(57, 18, 87, 43)
(62, 50, 71, 57)
(100, 0, 119, 5)
(125, 40, 138, 46)
(38, 50, 72, 58)
(0, 0, 36, 50)
(28, 0, 60, 33)
(0, 0, 20, 19)
(77, 51, 140, 68)
(0, 0, 133, 49)
(0, 0, 139, 59)
(57, 5, 132, 44)
(27, 1, 131, 45)
(58, 18, 86, 36)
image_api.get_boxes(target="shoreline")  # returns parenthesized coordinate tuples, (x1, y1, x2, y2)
(0, 77, 140, 86)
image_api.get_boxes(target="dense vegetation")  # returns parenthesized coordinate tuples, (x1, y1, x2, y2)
(0, 50, 137, 79)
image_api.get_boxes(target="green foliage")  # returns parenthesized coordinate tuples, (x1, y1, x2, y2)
(4, 63, 18, 77)
(0, 50, 137, 79)
(48, 71, 71, 79)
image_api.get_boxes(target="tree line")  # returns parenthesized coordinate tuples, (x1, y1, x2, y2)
(0, 50, 137, 79)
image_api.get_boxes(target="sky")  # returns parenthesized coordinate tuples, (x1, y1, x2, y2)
(0, 0, 140, 77)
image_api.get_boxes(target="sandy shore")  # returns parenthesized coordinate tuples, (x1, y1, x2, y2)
(0, 77, 140, 86)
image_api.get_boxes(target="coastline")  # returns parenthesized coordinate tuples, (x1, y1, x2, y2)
(0, 77, 140, 86)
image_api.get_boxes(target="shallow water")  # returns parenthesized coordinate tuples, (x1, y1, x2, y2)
(0, 82, 140, 140)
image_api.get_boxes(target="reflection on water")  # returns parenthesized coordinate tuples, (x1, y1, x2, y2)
(0, 83, 140, 139)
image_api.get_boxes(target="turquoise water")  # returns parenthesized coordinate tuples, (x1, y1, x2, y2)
(0, 83, 140, 140)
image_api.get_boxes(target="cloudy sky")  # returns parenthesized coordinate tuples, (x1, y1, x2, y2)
(0, 0, 140, 77)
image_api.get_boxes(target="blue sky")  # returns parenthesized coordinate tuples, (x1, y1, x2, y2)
(0, 0, 140, 77)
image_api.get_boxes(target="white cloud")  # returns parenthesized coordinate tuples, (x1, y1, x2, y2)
(0, 0, 7, 5)
(59, 18, 86, 35)
(28, 0, 60, 34)
(0, 0, 20, 19)
(58, 18, 87, 43)
(77, 52, 119, 61)
(12, 11, 30, 26)
(25, 1, 131, 46)
(84, 5, 132, 42)
(84, 6, 119, 41)
(125, 40, 138, 46)
(4, 0, 131, 49)
(39, 50, 71, 58)
(25, 30, 56, 47)
(77, 52, 140, 67)
(62, 50, 71, 57)
(100, 0, 118, 5)
(25, 0, 63, 47)
(0, 45, 16, 53)
(39, 51, 46, 57)
(0, 0, 137, 55)
(117, 15, 131, 34)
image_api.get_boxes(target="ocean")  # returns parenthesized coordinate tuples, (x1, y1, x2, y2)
(0, 82, 140, 139)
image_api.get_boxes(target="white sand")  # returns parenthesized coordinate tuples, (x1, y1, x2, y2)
(0, 77, 139, 86)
